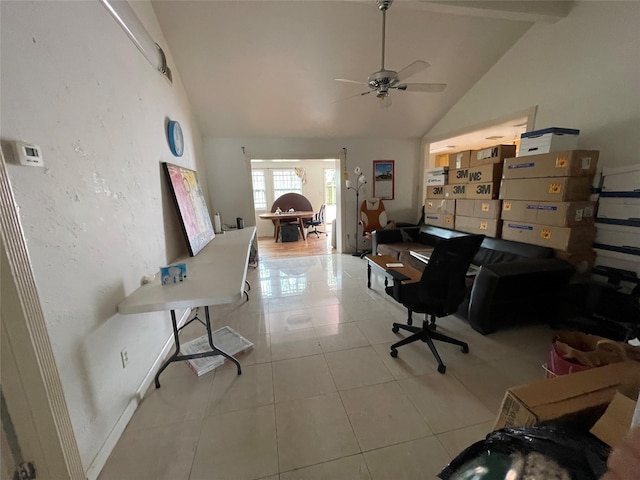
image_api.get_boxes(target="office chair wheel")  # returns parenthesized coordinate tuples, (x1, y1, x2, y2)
(462, 345, 469, 354)
(392, 325, 400, 334)
(390, 348, 398, 358)
(438, 364, 446, 374)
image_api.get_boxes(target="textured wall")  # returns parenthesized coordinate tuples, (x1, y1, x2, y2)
(1, 1, 205, 472)
(426, 1, 640, 168)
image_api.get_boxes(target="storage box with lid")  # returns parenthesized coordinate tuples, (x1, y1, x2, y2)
(503, 150, 599, 179)
(518, 127, 579, 157)
(425, 166, 448, 186)
(601, 163, 640, 194)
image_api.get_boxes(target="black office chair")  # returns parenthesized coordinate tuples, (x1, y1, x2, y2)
(307, 204, 326, 238)
(385, 234, 485, 374)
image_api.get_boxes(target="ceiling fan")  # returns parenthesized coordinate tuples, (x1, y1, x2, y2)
(336, 0, 447, 101)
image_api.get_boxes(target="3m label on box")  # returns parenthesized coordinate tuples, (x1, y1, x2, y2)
(466, 182, 500, 200)
(469, 163, 503, 184)
(426, 186, 445, 198)
(449, 168, 469, 184)
(444, 184, 466, 199)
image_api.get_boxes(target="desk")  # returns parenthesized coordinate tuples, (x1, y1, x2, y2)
(365, 254, 422, 289)
(118, 227, 256, 387)
(258, 211, 314, 241)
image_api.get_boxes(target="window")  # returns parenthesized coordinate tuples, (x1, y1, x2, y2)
(252, 170, 267, 209)
(324, 168, 337, 206)
(273, 169, 302, 199)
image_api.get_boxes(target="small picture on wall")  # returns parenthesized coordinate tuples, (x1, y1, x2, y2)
(373, 160, 394, 200)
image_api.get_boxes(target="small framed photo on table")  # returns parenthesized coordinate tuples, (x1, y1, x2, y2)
(373, 160, 395, 200)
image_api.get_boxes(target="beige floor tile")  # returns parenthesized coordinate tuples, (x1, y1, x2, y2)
(207, 362, 273, 416)
(356, 316, 404, 345)
(237, 332, 272, 366)
(97, 419, 201, 480)
(451, 362, 521, 415)
(316, 323, 370, 352)
(190, 405, 278, 480)
(363, 436, 451, 480)
(399, 373, 495, 433)
(325, 346, 393, 391)
(270, 327, 322, 361)
(275, 393, 360, 471)
(235, 310, 270, 335)
(436, 421, 494, 459)
(272, 354, 336, 403)
(126, 364, 213, 431)
(268, 309, 314, 333)
(340, 381, 432, 451)
(280, 454, 371, 480)
(372, 342, 446, 379)
(309, 303, 354, 327)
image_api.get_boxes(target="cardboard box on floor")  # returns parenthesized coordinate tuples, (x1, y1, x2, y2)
(425, 199, 456, 216)
(454, 215, 502, 238)
(501, 200, 596, 227)
(494, 361, 640, 448)
(426, 185, 445, 199)
(448, 150, 472, 169)
(503, 150, 599, 179)
(456, 199, 502, 219)
(500, 177, 593, 202)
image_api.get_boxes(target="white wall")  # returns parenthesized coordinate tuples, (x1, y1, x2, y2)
(204, 138, 422, 252)
(426, 1, 640, 168)
(1, 1, 205, 475)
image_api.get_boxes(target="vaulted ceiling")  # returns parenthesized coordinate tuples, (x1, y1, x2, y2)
(152, 1, 573, 139)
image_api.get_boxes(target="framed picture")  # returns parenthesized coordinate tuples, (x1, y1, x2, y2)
(373, 160, 395, 200)
(162, 162, 215, 256)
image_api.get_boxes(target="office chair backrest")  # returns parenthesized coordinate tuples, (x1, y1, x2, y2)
(317, 203, 326, 223)
(419, 235, 485, 313)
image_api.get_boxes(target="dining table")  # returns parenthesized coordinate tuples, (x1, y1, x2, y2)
(258, 211, 315, 241)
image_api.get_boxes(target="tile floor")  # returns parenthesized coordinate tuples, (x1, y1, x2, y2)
(98, 253, 557, 480)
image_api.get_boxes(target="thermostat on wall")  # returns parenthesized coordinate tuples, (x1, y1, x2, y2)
(11, 140, 44, 167)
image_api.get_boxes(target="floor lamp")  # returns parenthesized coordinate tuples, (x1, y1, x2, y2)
(347, 168, 367, 257)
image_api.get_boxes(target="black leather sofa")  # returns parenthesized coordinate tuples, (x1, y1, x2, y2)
(371, 224, 576, 334)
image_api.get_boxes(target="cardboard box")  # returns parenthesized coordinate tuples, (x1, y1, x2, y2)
(501, 222, 596, 251)
(471, 144, 516, 166)
(444, 184, 467, 199)
(597, 197, 640, 223)
(465, 181, 500, 200)
(468, 163, 503, 184)
(518, 127, 580, 157)
(590, 392, 637, 448)
(449, 168, 470, 184)
(554, 249, 596, 275)
(456, 199, 502, 219)
(493, 361, 640, 431)
(423, 213, 455, 229)
(602, 163, 640, 194)
(501, 200, 596, 227)
(448, 150, 472, 170)
(425, 174, 447, 186)
(424, 199, 456, 216)
(454, 215, 502, 238)
(503, 150, 599, 179)
(499, 177, 593, 202)
(426, 185, 445, 199)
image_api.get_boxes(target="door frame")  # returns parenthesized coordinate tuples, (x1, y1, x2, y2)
(0, 154, 84, 479)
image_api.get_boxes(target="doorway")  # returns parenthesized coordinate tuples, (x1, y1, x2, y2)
(250, 158, 340, 258)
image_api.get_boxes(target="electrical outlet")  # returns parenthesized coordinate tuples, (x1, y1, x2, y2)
(120, 348, 129, 369)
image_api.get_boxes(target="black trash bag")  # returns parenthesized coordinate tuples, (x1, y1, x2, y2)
(438, 423, 610, 480)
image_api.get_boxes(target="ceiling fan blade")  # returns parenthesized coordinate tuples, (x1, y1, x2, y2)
(335, 78, 368, 85)
(396, 60, 430, 82)
(397, 83, 447, 93)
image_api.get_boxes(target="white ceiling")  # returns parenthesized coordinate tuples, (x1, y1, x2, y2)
(152, 1, 573, 140)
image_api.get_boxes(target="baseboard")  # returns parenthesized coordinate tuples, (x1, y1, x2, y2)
(85, 308, 192, 480)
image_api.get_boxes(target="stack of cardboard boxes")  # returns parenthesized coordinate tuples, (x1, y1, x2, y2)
(499, 150, 599, 271)
(424, 145, 516, 236)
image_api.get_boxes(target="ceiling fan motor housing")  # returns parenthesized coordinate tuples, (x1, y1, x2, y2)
(368, 69, 399, 91)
